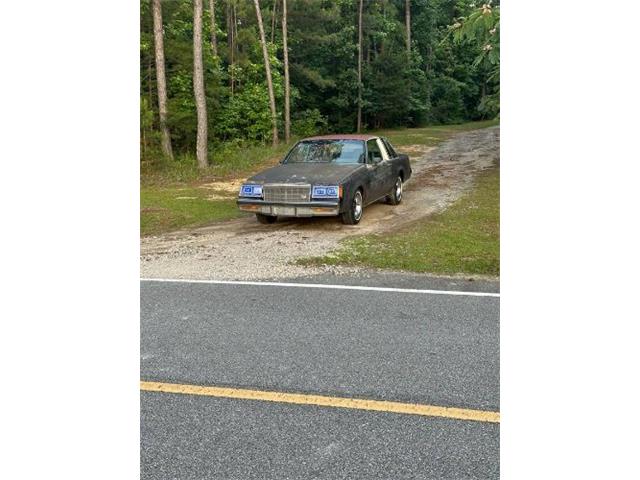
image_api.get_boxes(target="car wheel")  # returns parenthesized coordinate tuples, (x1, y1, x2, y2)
(387, 176, 403, 205)
(341, 190, 363, 225)
(256, 213, 277, 224)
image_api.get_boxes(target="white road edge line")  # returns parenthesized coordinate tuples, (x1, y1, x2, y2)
(140, 278, 499, 298)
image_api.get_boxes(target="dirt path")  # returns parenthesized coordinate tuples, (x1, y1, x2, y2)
(141, 126, 499, 280)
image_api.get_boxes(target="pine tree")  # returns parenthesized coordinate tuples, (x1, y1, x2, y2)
(253, 0, 279, 146)
(151, 0, 174, 160)
(209, 0, 218, 57)
(193, 0, 208, 167)
(282, 0, 290, 142)
(405, 0, 411, 54)
(357, 0, 363, 133)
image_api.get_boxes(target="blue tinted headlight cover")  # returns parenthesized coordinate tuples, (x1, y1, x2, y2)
(312, 185, 339, 199)
(240, 184, 263, 197)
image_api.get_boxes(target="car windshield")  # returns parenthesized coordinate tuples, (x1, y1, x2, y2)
(283, 140, 365, 164)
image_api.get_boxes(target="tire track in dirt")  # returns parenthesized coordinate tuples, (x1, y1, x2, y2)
(141, 126, 499, 280)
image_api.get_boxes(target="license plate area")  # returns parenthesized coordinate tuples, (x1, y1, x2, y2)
(271, 206, 296, 216)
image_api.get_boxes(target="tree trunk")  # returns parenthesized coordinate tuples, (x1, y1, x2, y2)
(193, 0, 208, 168)
(151, 0, 174, 160)
(356, 0, 363, 133)
(271, 0, 278, 44)
(209, 0, 217, 57)
(253, 0, 279, 146)
(405, 0, 411, 54)
(233, 3, 239, 89)
(228, 1, 235, 94)
(282, 0, 290, 142)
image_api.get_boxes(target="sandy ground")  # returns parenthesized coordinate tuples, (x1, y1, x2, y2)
(140, 126, 499, 280)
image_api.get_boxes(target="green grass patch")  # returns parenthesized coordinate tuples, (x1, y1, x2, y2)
(299, 165, 500, 276)
(379, 119, 499, 147)
(141, 186, 246, 236)
(140, 140, 295, 235)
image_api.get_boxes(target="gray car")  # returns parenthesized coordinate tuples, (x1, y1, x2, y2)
(237, 134, 411, 225)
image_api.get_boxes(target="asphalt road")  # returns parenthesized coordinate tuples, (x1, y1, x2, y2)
(141, 275, 500, 479)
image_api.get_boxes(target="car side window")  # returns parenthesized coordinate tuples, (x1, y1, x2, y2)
(376, 138, 390, 161)
(367, 139, 383, 164)
(382, 138, 397, 158)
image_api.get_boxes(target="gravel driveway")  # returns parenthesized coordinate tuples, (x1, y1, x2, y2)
(141, 126, 499, 280)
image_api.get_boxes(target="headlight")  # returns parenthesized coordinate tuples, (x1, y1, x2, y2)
(239, 184, 263, 198)
(312, 185, 340, 199)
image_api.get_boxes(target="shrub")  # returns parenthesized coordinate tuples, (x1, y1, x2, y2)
(291, 109, 328, 137)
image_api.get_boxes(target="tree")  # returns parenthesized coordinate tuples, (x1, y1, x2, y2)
(356, 0, 363, 133)
(193, 0, 208, 167)
(405, 0, 411, 54)
(282, 0, 291, 142)
(227, 1, 236, 95)
(452, 2, 500, 69)
(151, 0, 174, 160)
(208, 0, 218, 57)
(271, 0, 279, 44)
(452, 1, 500, 117)
(140, 0, 499, 162)
(253, 0, 279, 146)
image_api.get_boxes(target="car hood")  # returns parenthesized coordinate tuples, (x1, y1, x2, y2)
(247, 163, 364, 185)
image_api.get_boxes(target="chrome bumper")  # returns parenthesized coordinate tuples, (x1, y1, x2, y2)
(237, 199, 340, 217)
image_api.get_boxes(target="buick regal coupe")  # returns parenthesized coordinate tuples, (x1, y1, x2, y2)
(237, 135, 411, 225)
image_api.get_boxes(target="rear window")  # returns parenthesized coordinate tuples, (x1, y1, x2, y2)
(284, 140, 365, 164)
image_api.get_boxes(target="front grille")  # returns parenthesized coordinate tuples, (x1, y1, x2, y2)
(263, 184, 311, 203)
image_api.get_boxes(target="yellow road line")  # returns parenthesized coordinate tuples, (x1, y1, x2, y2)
(140, 381, 500, 424)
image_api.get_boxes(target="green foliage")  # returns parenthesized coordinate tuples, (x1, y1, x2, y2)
(430, 76, 466, 123)
(140, 96, 162, 163)
(291, 109, 328, 137)
(216, 84, 273, 142)
(451, 1, 500, 117)
(141, 0, 500, 171)
(452, 2, 500, 67)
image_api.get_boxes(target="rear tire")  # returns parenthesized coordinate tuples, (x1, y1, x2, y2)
(341, 190, 363, 225)
(256, 213, 277, 224)
(387, 176, 403, 205)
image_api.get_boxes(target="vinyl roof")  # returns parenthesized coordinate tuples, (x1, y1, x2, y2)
(302, 134, 378, 141)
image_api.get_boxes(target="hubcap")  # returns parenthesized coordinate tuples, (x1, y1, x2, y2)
(354, 192, 363, 220)
(395, 178, 403, 200)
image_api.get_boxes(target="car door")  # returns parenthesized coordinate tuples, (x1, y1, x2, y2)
(376, 138, 395, 193)
(365, 139, 389, 201)
(383, 137, 410, 182)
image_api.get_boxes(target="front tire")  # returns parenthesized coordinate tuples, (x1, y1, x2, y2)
(341, 190, 363, 225)
(387, 176, 403, 205)
(256, 213, 277, 224)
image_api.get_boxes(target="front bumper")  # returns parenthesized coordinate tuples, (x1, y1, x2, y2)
(237, 198, 340, 217)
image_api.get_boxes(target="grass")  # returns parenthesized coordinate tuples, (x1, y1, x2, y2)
(298, 165, 500, 276)
(141, 186, 246, 236)
(379, 119, 499, 147)
(140, 141, 296, 236)
(140, 120, 499, 237)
